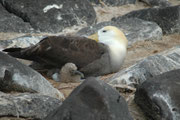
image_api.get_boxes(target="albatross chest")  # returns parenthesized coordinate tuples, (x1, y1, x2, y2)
(108, 41, 127, 72)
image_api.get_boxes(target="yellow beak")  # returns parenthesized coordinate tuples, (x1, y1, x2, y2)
(87, 33, 99, 42)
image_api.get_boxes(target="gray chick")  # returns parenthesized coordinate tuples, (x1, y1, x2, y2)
(52, 63, 84, 83)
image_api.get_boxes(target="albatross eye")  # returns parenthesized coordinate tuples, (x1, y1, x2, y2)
(102, 30, 107, 33)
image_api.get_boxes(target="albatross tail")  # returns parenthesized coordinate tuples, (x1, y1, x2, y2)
(3, 48, 28, 59)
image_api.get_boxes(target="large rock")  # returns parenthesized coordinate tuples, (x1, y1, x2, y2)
(89, 0, 136, 6)
(106, 46, 180, 87)
(135, 69, 180, 120)
(140, 0, 171, 7)
(0, 0, 96, 33)
(0, 35, 45, 50)
(0, 92, 62, 119)
(112, 5, 180, 34)
(0, 52, 64, 100)
(44, 77, 133, 120)
(77, 18, 162, 46)
(0, 4, 33, 33)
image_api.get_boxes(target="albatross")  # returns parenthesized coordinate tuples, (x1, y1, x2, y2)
(3, 26, 128, 77)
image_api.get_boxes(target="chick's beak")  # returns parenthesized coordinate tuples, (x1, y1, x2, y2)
(87, 32, 99, 42)
(70, 70, 84, 78)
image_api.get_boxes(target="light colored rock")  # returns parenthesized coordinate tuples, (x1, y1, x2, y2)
(0, 35, 45, 50)
(0, 52, 64, 100)
(77, 18, 162, 46)
(0, 92, 62, 119)
(112, 5, 180, 34)
(106, 46, 180, 87)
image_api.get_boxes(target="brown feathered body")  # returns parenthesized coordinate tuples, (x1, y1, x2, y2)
(4, 36, 110, 77)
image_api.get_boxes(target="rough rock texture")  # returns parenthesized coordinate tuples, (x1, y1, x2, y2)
(0, 92, 62, 119)
(45, 77, 133, 120)
(140, 0, 171, 7)
(77, 18, 162, 46)
(112, 5, 180, 34)
(0, 0, 96, 33)
(0, 4, 33, 33)
(0, 35, 45, 50)
(0, 52, 64, 100)
(135, 69, 180, 120)
(89, 0, 136, 6)
(106, 46, 180, 87)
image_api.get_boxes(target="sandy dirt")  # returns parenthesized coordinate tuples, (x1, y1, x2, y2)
(94, 1, 149, 23)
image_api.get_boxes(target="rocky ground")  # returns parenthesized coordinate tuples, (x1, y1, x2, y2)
(0, 0, 180, 120)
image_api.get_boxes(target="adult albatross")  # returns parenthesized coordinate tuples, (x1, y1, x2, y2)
(3, 26, 128, 77)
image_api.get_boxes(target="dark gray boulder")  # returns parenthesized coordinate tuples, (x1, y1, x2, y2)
(0, 4, 33, 33)
(89, 0, 136, 6)
(0, 52, 64, 100)
(77, 18, 162, 46)
(106, 46, 180, 87)
(0, 0, 96, 33)
(135, 69, 180, 120)
(44, 77, 133, 120)
(0, 92, 62, 119)
(112, 5, 180, 34)
(140, 0, 171, 7)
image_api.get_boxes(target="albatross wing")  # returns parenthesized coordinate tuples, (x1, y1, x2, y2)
(3, 36, 107, 70)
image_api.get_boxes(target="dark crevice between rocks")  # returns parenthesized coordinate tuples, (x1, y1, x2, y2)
(0, 2, 34, 29)
(138, 0, 149, 6)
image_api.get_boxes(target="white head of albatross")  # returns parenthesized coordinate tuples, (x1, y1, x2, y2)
(88, 26, 128, 72)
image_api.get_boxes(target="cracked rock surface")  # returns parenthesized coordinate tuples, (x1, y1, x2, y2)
(112, 5, 180, 34)
(135, 69, 180, 120)
(77, 18, 162, 46)
(106, 46, 180, 87)
(0, 4, 33, 33)
(140, 0, 171, 7)
(0, 52, 64, 100)
(45, 77, 133, 120)
(88, 0, 136, 6)
(0, 92, 62, 119)
(0, 0, 96, 33)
